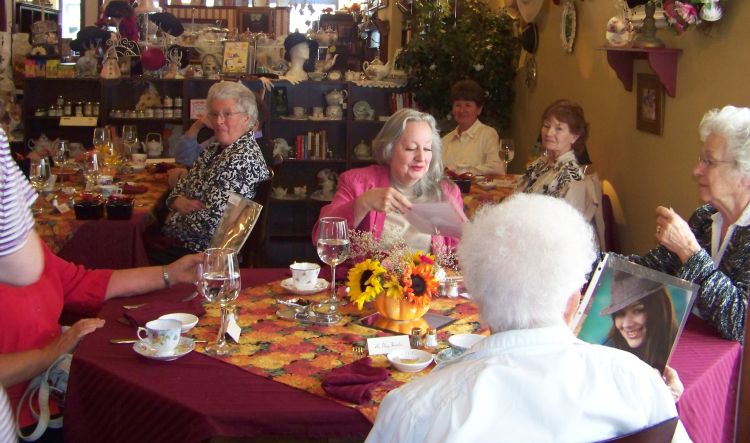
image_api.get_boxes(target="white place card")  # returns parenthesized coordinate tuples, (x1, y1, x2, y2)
(52, 199, 71, 214)
(226, 313, 242, 343)
(366, 335, 410, 356)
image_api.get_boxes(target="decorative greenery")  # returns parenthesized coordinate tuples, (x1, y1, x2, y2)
(396, 0, 520, 130)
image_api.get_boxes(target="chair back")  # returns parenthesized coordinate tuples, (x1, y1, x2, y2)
(736, 306, 750, 443)
(240, 166, 276, 267)
(601, 193, 621, 253)
(596, 417, 678, 443)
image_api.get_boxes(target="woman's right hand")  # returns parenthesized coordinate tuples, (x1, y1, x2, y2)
(357, 187, 412, 214)
(171, 196, 205, 215)
(47, 318, 105, 357)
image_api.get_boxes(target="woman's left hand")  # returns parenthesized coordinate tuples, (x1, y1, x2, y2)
(662, 365, 684, 402)
(164, 253, 204, 285)
(655, 206, 701, 263)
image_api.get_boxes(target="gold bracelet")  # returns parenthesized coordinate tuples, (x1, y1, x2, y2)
(161, 265, 171, 288)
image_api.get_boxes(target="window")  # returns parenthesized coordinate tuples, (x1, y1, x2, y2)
(61, 0, 81, 39)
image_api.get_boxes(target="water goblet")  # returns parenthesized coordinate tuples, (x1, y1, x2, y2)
(316, 217, 350, 315)
(121, 125, 140, 160)
(500, 138, 515, 171)
(82, 151, 100, 190)
(28, 158, 51, 214)
(199, 248, 241, 356)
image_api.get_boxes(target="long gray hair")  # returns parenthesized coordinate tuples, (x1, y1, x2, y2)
(372, 108, 445, 200)
(206, 81, 258, 133)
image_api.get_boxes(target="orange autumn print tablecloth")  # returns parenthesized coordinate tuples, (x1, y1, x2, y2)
(191, 279, 488, 421)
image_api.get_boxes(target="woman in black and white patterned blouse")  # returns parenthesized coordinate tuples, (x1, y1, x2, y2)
(516, 99, 589, 214)
(159, 81, 271, 260)
(628, 106, 750, 343)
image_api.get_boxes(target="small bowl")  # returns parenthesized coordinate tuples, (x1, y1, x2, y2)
(448, 333, 484, 351)
(387, 349, 434, 373)
(158, 313, 199, 333)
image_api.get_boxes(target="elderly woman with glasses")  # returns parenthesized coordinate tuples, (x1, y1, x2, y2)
(156, 81, 271, 262)
(626, 105, 750, 342)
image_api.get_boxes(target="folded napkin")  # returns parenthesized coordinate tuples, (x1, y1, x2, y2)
(322, 357, 389, 405)
(122, 183, 148, 194)
(124, 298, 205, 327)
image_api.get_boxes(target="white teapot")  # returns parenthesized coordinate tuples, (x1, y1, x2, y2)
(362, 58, 391, 81)
(325, 89, 348, 106)
(27, 134, 59, 154)
(145, 133, 164, 158)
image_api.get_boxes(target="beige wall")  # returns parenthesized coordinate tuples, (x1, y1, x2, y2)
(490, 0, 750, 254)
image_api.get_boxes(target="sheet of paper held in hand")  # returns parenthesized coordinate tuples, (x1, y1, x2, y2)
(405, 201, 468, 238)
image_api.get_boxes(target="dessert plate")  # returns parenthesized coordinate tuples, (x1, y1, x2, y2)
(133, 336, 195, 361)
(280, 277, 330, 295)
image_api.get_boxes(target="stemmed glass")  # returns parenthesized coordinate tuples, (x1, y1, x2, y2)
(500, 138, 515, 172)
(121, 125, 139, 160)
(28, 158, 50, 214)
(93, 127, 117, 170)
(82, 151, 100, 190)
(199, 248, 241, 356)
(316, 217, 350, 308)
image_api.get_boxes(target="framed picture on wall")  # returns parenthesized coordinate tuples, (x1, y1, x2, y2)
(636, 73, 664, 135)
(222, 41, 250, 75)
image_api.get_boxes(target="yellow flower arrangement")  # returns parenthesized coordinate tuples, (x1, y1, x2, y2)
(345, 231, 452, 311)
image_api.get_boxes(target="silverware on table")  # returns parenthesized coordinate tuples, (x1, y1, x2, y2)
(122, 303, 146, 310)
(110, 338, 206, 344)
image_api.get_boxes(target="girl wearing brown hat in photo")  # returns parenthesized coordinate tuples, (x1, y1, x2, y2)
(602, 273, 678, 372)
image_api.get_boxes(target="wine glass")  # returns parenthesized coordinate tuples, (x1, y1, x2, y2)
(316, 217, 350, 308)
(28, 158, 51, 214)
(82, 151, 100, 190)
(199, 248, 241, 356)
(93, 127, 118, 170)
(121, 125, 139, 160)
(500, 138, 515, 172)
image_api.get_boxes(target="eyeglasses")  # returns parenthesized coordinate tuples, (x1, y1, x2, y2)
(697, 153, 735, 168)
(207, 111, 246, 120)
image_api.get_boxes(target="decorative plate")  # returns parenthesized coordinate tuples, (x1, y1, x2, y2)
(352, 101, 374, 120)
(561, 0, 577, 53)
(327, 70, 342, 81)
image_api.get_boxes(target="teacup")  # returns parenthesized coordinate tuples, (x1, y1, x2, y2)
(136, 319, 182, 356)
(289, 262, 321, 290)
(293, 106, 306, 118)
(312, 106, 324, 118)
(131, 153, 147, 167)
(98, 184, 121, 198)
(97, 175, 114, 185)
(272, 187, 287, 199)
(293, 186, 307, 197)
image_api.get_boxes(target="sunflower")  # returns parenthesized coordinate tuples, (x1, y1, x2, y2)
(347, 259, 386, 309)
(401, 262, 439, 307)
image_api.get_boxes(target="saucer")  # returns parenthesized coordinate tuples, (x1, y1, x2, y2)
(280, 277, 330, 295)
(308, 115, 328, 121)
(273, 194, 304, 200)
(133, 336, 195, 361)
(310, 190, 333, 201)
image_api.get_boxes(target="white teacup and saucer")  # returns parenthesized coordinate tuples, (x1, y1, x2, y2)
(281, 262, 329, 295)
(133, 318, 195, 361)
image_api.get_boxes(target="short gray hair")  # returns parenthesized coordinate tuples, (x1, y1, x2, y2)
(458, 194, 596, 332)
(372, 108, 444, 200)
(207, 81, 258, 131)
(699, 105, 750, 179)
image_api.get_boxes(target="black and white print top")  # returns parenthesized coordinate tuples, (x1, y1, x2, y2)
(627, 204, 750, 343)
(516, 150, 584, 198)
(163, 132, 270, 252)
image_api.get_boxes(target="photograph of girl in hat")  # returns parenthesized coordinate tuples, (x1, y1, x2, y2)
(574, 258, 696, 374)
(600, 273, 678, 372)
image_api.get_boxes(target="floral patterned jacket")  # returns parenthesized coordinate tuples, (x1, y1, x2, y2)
(163, 132, 271, 251)
(626, 204, 749, 342)
(516, 150, 584, 199)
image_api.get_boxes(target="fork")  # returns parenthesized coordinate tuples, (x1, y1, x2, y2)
(352, 343, 366, 357)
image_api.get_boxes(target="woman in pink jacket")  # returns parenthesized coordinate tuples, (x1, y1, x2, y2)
(314, 108, 464, 252)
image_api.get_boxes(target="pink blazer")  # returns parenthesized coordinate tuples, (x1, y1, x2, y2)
(312, 165, 464, 251)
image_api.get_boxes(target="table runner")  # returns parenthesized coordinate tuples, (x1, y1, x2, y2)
(190, 279, 487, 421)
(463, 175, 516, 218)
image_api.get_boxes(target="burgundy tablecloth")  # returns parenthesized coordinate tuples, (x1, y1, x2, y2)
(63, 268, 371, 443)
(670, 316, 742, 443)
(57, 209, 151, 269)
(64, 269, 741, 443)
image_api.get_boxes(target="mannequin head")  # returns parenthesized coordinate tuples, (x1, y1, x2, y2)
(283, 32, 318, 72)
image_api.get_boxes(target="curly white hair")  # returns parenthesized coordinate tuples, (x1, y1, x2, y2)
(458, 194, 596, 332)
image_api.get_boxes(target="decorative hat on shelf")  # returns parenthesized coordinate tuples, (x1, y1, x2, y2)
(283, 32, 319, 62)
(103, 0, 134, 19)
(148, 12, 184, 37)
(71, 26, 112, 53)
